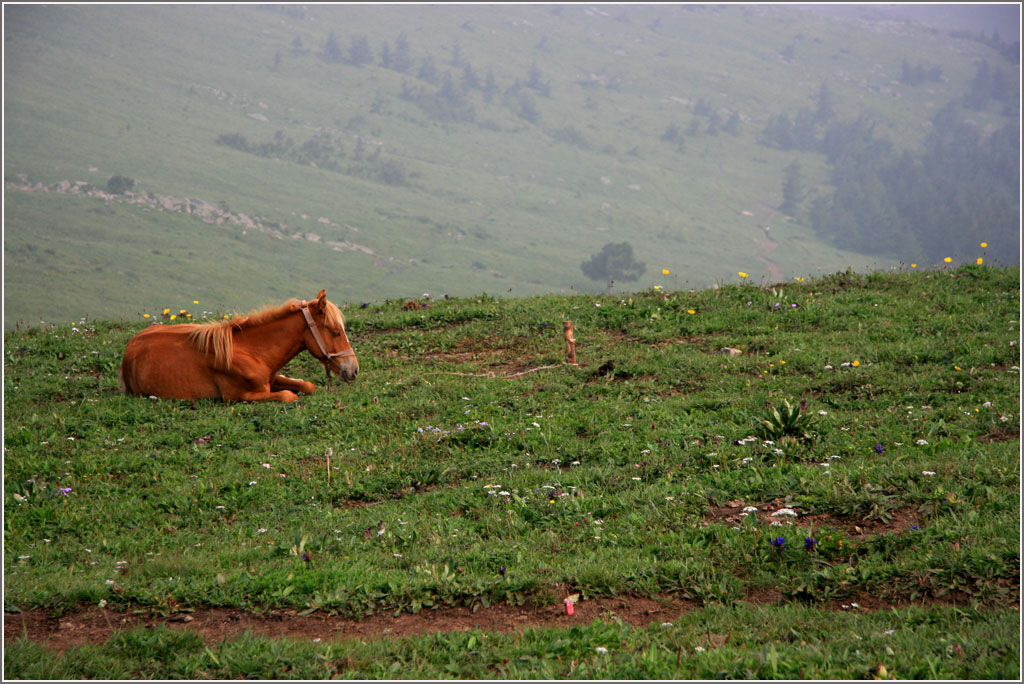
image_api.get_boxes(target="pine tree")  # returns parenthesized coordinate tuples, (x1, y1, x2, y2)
(814, 81, 834, 123)
(348, 35, 374, 66)
(780, 161, 803, 215)
(391, 33, 412, 74)
(323, 32, 343, 63)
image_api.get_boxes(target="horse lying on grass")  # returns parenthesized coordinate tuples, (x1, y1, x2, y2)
(119, 290, 358, 402)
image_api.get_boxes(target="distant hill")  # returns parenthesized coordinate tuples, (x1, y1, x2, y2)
(796, 4, 1021, 43)
(3, 3, 1018, 327)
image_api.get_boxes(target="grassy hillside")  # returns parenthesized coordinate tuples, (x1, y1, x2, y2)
(3, 265, 1020, 677)
(3, 3, 1019, 327)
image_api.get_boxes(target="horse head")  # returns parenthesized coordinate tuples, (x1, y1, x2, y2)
(301, 290, 359, 382)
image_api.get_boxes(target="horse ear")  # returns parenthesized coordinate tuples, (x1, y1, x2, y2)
(315, 289, 326, 305)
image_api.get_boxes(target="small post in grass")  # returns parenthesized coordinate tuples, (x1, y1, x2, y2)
(326, 447, 332, 485)
(563, 320, 578, 366)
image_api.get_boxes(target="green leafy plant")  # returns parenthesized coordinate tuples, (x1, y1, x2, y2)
(755, 399, 816, 443)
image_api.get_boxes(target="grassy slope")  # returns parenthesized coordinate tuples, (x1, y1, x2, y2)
(2, 265, 1020, 677)
(4, 4, 1017, 327)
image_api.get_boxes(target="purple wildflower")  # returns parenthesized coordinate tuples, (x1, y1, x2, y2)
(874, 443, 885, 454)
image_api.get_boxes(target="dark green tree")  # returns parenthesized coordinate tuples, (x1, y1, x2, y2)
(526, 62, 550, 96)
(723, 111, 742, 135)
(462, 62, 480, 90)
(348, 34, 374, 66)
(323, 32, 343, 63)
(780, 161, 802, 215)
(792, 108, 818, 151)
(660, 122, 682, 143)
(760, 113, 794, 150)
(417, 55, 439, 84)
(581, 242, 647, 287)
(106, 175, 135, 194)
(814, 81, 834, 123)
(482, 68, 497, 102)
(391, 33, 412, 73)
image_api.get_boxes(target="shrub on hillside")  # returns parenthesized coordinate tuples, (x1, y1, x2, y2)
(106, 175, 135, 194)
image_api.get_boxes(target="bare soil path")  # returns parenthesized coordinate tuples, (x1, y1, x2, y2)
(5, 589, 996, 654)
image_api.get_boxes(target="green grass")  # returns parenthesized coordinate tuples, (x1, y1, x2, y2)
(3, 265, 1019, 677)
(4, 4, 1018, 326)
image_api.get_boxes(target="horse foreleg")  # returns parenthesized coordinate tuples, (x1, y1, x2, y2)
(271, 374, 316, 395)
(245, 389, 301, 402)
(213, 371, 301, 403)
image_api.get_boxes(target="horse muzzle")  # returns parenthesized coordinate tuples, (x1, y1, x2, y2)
(331, 355, 359, 382)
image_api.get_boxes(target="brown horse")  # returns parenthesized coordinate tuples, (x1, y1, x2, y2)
(119, 290, 358, 402)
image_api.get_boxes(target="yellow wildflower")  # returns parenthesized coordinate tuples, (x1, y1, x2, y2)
(662, 269, 670, 275)
(739, 271, 749, 278)
(976, 257, 983, 265)
(687, 309, 696, 315)
(944, 257, 952, 263)
(852, 360, 860, 367)
(163, 308, 170, 315)
(143, 313, 151, 319)
(980, 242, 988, 248)
(193, 300, 199, 304)
(170, 315, 177, 321)
(910, 264, 917, 268)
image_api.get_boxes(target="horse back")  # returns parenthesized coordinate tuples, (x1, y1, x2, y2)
(120, 324, 223, 399)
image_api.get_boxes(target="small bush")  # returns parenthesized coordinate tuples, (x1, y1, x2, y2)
(106, 175, 135, 194)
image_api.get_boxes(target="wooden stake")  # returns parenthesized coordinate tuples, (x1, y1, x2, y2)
(326, 447, 332, 485)
(564, 320, 578, 366)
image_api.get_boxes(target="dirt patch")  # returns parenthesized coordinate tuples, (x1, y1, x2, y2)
(4, 596, 694, 653)
(6, 587, 999, 654)
(602, 329, 716, 351)
(704, 499, 921, 538)
(412, 336, 561, 378)
(977, 427, 1020, 444)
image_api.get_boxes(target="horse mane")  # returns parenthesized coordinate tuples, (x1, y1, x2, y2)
(187, 297, 345, 370)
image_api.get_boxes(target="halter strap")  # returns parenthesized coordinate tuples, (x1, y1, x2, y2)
(300, 301, 356, 369)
